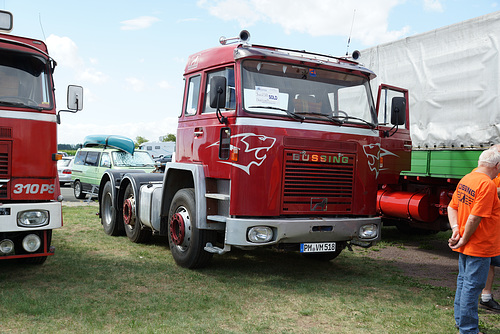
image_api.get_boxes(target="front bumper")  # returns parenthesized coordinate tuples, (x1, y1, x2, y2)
(223, 216, 381, 247)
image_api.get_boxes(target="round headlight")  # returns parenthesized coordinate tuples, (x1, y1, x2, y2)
(247, 226, 273, 243)
(359, 224, 378, 239)
(0, 239, 14, 254)
(17, 210, 49, 227)
(22, 234, 41, 252)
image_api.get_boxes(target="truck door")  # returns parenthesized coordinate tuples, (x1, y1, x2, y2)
(194, 67, 235, 166)
(376, 84, 412, 185)
(177, 67, 235, 169)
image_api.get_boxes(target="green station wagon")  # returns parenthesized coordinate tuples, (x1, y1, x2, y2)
(71, 147, 156, 199)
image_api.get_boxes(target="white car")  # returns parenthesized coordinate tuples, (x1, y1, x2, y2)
(57, 157, 74, 186)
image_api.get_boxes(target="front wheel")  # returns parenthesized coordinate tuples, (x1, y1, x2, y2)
(101, 181, 123, 236)
(73, 180, 86, 199)
(168, 188, 215, 269)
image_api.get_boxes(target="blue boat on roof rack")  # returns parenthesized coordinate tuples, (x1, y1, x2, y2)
(83, 135, 135, 155)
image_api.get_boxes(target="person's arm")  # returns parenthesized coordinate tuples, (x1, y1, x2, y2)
(449, 214, 482, 249)
(448, 206, 460, 248)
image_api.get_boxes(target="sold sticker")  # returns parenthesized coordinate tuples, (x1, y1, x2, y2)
(255, 86, 280, 106)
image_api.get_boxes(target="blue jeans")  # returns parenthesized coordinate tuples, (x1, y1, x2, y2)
(454, 253, 491, 334)
(491, 255, 500, 267)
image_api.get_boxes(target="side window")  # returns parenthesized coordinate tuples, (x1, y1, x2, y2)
(74, 150, 86, 165)
(184, 75, 201, 116)
(85, 151, 100, 166)
(100, 152, 111, 168)
(204, 67, 235, 113)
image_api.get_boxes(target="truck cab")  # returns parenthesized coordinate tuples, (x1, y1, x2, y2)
(98, 31, 411, 268)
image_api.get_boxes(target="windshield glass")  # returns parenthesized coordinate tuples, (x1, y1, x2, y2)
(112, 151, 155, 167)
(0, 50, 52, 110)
(241, 60, 376, 126)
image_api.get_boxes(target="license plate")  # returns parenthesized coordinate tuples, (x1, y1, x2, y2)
(300, 242, 336, 253)
(0, 208, 11, 215)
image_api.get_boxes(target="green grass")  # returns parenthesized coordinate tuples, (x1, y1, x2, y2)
(0, 206, 498, 333)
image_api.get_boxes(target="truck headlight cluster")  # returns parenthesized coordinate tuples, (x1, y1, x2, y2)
(247, 226, 273, 243)
(359, 224, 378, 239)
(22, 234, 41, 252)
(0, 239, 14, 254)
(17, 210, 49, 227)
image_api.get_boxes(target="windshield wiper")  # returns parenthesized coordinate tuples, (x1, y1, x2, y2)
(248, 105, 305, 121)
(0, 100, 43, 111)
(330, 115, 376, 129)
(294, 111, 345, 125)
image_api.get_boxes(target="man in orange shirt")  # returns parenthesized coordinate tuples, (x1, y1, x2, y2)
(448, 148, 500, 334)
(475, 144, 500, 313)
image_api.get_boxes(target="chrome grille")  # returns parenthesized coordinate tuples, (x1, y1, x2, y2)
(282, 150, 355, 214)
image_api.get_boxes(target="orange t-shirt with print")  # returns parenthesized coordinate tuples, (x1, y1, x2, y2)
(449, 171, 500, 257)
(472, 167, 500, 187)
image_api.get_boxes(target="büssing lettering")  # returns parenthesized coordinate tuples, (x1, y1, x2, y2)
(292, 153, 349, 164)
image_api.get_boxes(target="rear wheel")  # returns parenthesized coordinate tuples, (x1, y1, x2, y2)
(168, 188, 215, 269)
(123, 183, 150, 243)
(101, 181, 123, 236)
(73, 180, 86, 199)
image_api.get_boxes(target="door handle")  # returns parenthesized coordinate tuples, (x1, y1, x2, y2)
(194, 127, 203, 137)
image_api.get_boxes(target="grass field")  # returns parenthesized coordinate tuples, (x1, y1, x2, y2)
(0, 206, 499, 333)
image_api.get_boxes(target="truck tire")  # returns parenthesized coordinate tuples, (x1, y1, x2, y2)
(302, 242, 345, 261)
(101, 181, 123, 236)
(168, 188, 216, 269)
(73, 180, 86, 199)
(122, 183, 150, 243)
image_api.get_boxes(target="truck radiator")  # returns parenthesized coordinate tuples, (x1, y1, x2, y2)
(282, 150, 355, 214)
(0, 140, 10, 199)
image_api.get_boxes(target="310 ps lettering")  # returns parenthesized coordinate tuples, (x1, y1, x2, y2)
(13, 183, 55, 195)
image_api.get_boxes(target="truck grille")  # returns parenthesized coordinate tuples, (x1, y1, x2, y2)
(0, 141, 11, 199)
(282, 150, 355, 214)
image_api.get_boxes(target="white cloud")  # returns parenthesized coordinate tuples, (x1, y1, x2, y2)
(79, 68, 109, 84)
(120, 16, 160, 31)
(46, 34, 108, 84)
(46, 35, 84, 69)
(423, 0, 444, 12)
(125, 77, 145, 92)
(197, 0, 410, 46)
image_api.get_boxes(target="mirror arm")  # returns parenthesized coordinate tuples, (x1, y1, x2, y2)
(383, 123, 399, 138)
(215, 87, 228, 125)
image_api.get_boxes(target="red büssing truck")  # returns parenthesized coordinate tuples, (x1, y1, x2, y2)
(0, 10, 82, 263)
(98, 31, 411, 268)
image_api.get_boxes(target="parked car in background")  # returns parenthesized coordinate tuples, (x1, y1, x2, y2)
(57, 157, 74, 186)
(154, 154, 172, 172)
(71, 147, 156, 199)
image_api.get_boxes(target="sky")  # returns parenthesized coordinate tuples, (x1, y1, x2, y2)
(1, 0, 499, 144)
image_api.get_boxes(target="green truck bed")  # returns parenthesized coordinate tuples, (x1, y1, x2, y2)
(401, 150, 482, 180)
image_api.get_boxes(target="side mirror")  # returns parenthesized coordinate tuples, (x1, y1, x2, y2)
(57, 85, 83, 124)
(391, 96, 406, 126)
(210, 76, 227, 109)
(0, 10, 13, 32)
(67, 85, 83, 111)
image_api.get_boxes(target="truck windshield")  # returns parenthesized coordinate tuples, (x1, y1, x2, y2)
(241, 59, 377, 126)
(0, 50, 52, 110)
(112, 151, 155, 167)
